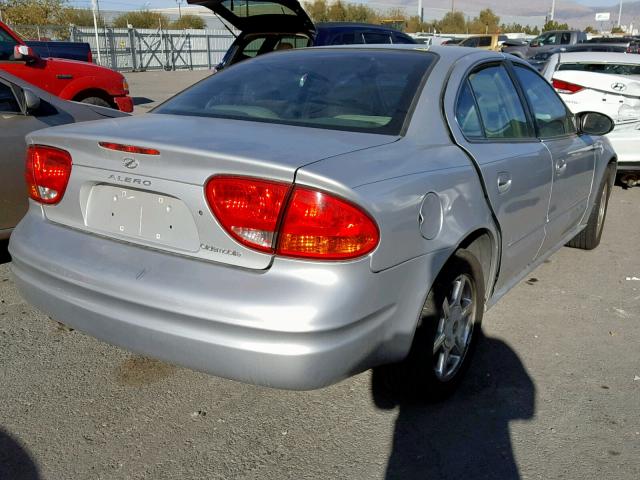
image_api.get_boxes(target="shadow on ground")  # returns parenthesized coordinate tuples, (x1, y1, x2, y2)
(0, 428, 40, 479)
(132, 97, 155, 106)
(0, 240, 10, 265)
(373, 334, 535, 480)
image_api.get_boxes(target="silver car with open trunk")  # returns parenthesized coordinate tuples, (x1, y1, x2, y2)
(9, 43, 616, 401)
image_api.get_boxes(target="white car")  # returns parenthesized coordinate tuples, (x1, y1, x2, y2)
(542, 52, 640, 186)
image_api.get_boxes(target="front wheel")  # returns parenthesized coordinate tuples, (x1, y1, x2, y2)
(79, 96, 112, 109)
(376, 249, 485, 402)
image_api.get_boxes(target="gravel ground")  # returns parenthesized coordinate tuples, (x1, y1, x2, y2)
(0, 71, 639, 480)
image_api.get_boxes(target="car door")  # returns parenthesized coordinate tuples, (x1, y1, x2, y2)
(445, 61, 554, 293)
(0, 80, 54, 231)
(512, 63, 596, 250)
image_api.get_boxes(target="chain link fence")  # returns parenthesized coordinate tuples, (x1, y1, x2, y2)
(9, 24, 235, 72)
(70, 26, 235, 72)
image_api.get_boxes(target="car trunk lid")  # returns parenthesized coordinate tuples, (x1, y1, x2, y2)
(188, 0, 315, 34)
(27, 114, 397, 270)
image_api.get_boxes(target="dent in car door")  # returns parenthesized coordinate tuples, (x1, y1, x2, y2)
(511, 64, 596, 249)
(445, 62, 553, 293)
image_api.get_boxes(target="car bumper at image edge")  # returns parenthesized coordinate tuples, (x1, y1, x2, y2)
(9, 212, 444, 390)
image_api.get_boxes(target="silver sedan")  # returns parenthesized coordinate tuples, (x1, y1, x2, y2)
(9, 46, 617, 401)
(0, 70, 128, 240)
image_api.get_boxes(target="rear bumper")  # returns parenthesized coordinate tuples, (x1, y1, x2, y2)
(9, 209, 445, 390)
(608, 127, 640, 169)
(113, 95, 134, 113)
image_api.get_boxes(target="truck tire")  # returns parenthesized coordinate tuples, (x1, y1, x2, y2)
(566, 166, 613, 250)
(79, 96, 112, 108)
(375, 249, 485, 403)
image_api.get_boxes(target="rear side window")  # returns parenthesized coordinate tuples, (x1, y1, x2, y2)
(455, 81, 483, 138)
(513, 65, 576, 138)
(560, 33, 571, 45)
(468, 65, 533, 139)
(461, 37, 479, 48)
(362, 32, 391, 44)
(155, 50, 435, 135)
(242, 37, 266, 58)
(330, 33, 363, 45)
(558, 62, 640, 76)
(0, 82, 19, 113)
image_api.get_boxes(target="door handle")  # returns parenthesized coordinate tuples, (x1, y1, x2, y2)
(497, 172, 512, 194)
(556, 159, 567, 175)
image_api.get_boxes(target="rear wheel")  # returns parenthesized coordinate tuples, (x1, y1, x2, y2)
(567, 166, 613, 250)
(79, 96, 112, 108)
(377, 249, 485, 402)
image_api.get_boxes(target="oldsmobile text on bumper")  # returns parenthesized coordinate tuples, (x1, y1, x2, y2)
(9, 209, 446, 390)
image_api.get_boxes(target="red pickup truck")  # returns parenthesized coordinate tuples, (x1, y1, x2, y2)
(0, 21, 133, 112)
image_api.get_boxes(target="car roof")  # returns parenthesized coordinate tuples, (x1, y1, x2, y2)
(316, 22, 404, 32)
(556, 51, 640, 64)
(313, 43, 504, 61)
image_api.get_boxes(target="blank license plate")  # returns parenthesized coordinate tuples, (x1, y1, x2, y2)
(86, 185, 200, 252)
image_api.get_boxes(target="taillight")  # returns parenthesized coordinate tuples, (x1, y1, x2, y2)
(25, 145, 72, 205)
(204, 176, 379, 260)
(552, 78, 584, 94)
(205, 176, 290, 253)
(277, 187, 379, 260)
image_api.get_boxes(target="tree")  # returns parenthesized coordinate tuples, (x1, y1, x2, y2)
(113, 10, 169, 29)
(476, 8, 500, 33)
(62, 7, 104, 27)
(611, 26, 625, 34)
(0, 0, 66, 25)
(171, 14, 205, 29)
(306, 0, 329, 23)
(543, 20, 570, 31)
(435, 11, 467, 34)
(584, 25, 598, 34)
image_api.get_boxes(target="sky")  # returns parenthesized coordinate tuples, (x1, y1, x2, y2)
(65, 0, 626, 12)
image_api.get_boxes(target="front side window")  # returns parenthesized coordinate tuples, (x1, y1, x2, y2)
(513, 65, 576, 138)
(560, 33, 571, 45)
(535, 33, 557, 46)
(478, 37, 492, 47)
(461, 37, 479, 48)
(156, 50, 435, 135)
(467, 65, 533, 139)
(0, 82, 19, 113)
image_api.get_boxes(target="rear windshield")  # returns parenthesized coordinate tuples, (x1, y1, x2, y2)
(558, 62, 640, 76)
(155, 49, 435, 135)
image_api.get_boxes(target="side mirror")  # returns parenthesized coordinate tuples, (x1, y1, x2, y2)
(577, 111, 615, 136)
(23, 89, 41, 113)
(13, 45, 38, 62)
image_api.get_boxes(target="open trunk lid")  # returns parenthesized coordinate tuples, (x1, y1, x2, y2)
(188, 0, 315, 34)
(27, 114, 396, 270)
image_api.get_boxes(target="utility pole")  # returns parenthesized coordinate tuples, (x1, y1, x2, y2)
(618, 0, 624, 28)
(418, 0, 423, 23)
(176, 0, 183, 19)
(550, 0, 556, 21)
(91, 0, 102, 65)
(451, 0, 455, 13)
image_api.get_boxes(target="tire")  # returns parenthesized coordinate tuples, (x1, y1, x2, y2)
(566, 166, 613, 250)
(376, 249, 485, 403)
(79, 96, 112, 108)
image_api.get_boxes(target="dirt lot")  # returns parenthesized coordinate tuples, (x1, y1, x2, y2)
(1, 71, 639, 480)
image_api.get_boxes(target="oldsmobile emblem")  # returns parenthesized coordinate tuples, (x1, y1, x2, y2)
(611, 82, 626, 92)
(123, 157, 139, 169)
